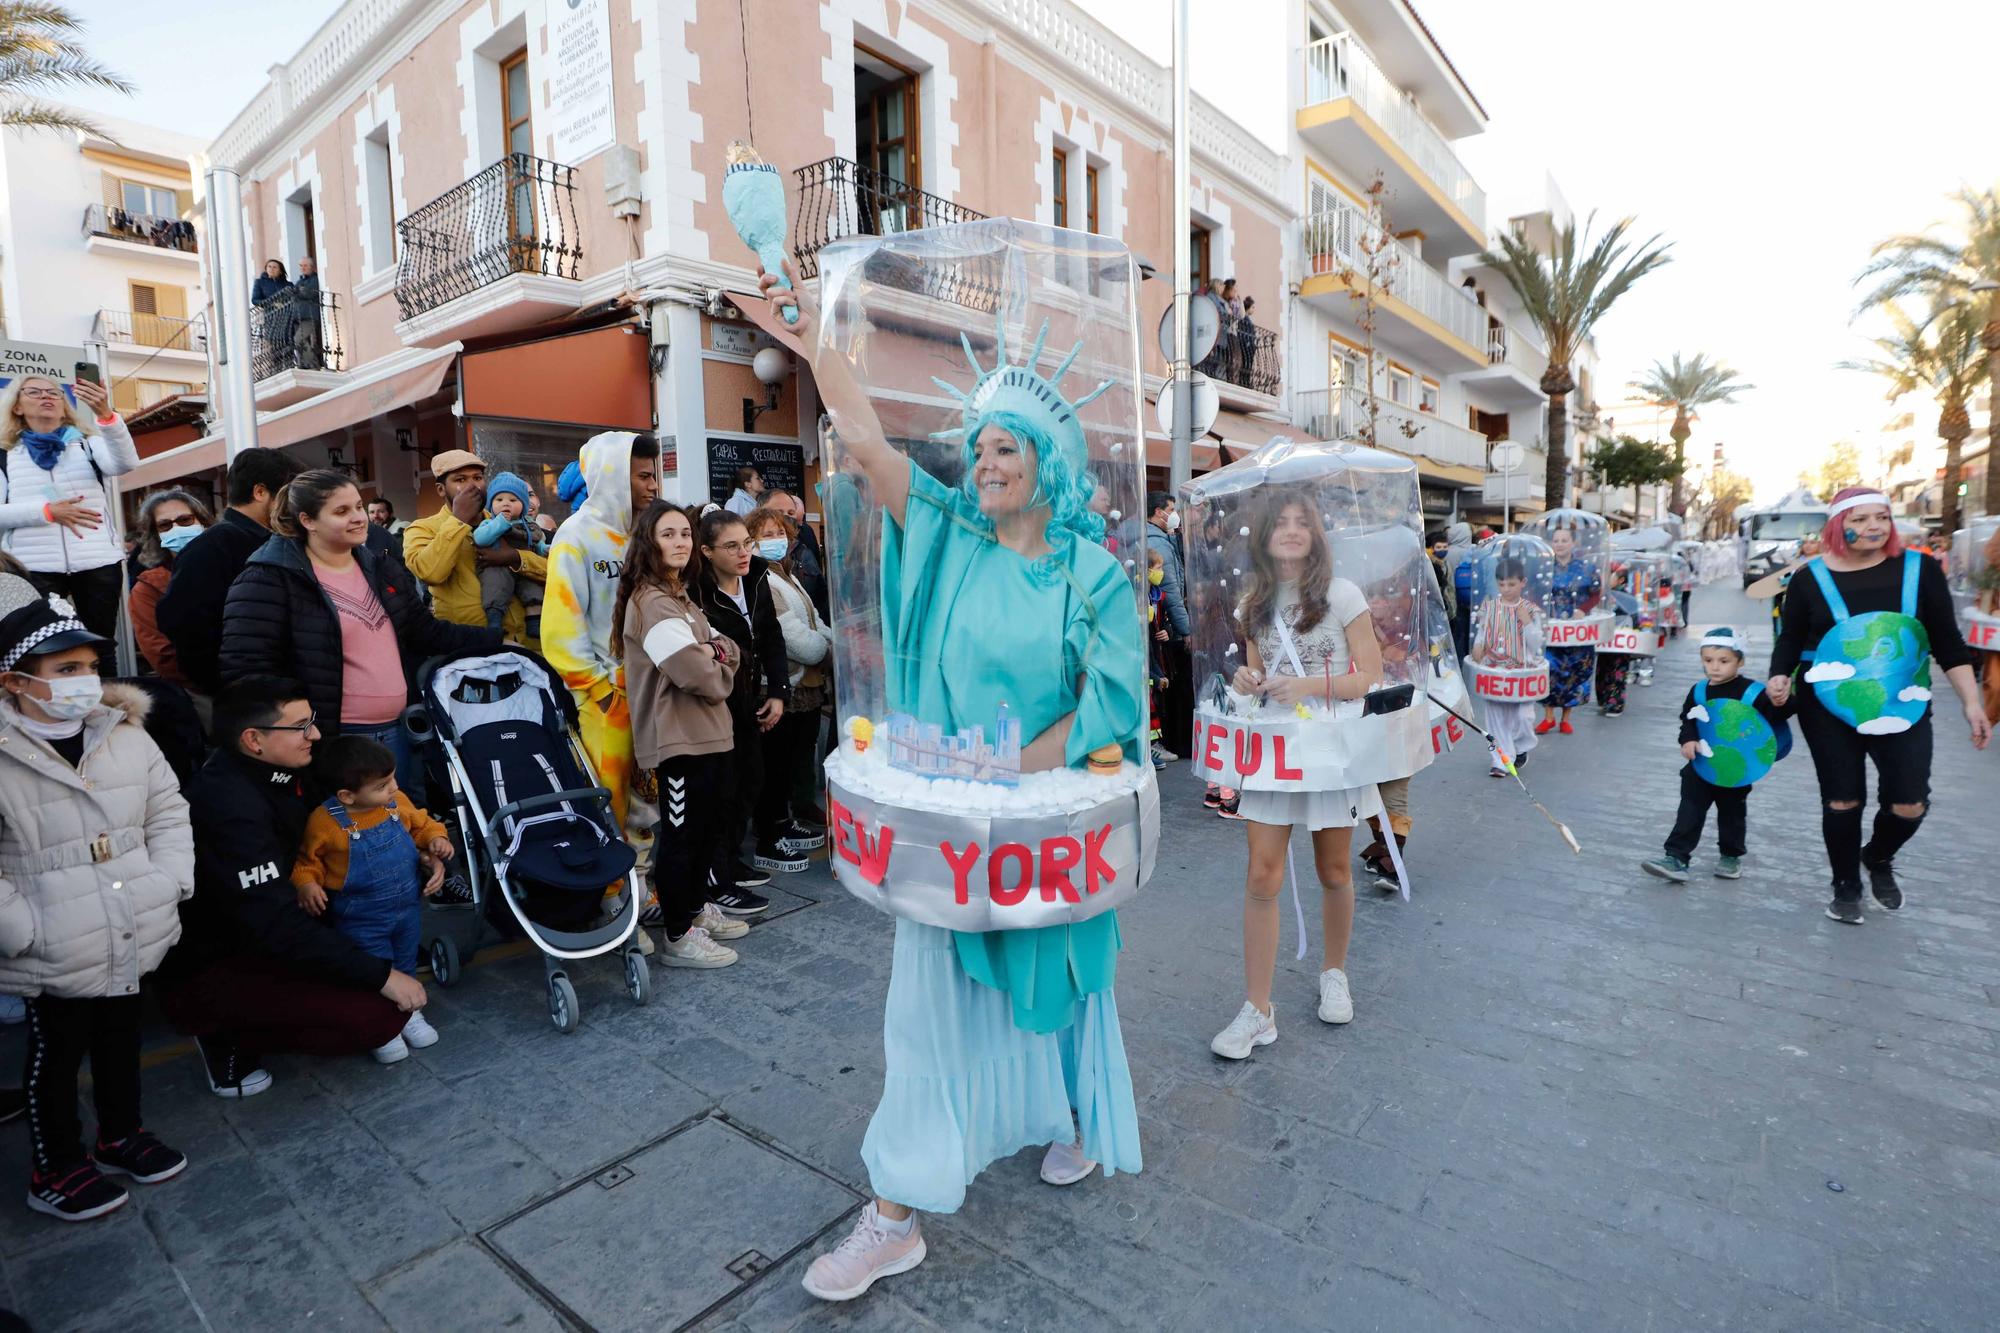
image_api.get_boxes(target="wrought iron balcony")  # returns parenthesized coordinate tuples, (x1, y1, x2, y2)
(393, 153, 581, 321)
(791, 157, 988, 295)
(251, 288, 345, 380)
(82, 204, 197, 254)
(1197, 318, 1281, 397)
(91, 308, 207, 353)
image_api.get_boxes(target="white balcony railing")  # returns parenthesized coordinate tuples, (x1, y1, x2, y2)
(1296, 386, 1489, 470)
(1303, 32, 1485, 231)
(1485, 323, 1548, 385)
(1298, 198, 1487, 350)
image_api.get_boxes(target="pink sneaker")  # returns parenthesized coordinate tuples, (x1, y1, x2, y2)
(1039, 1138, 1098, 1186)
(802, 1202, 927, 1301)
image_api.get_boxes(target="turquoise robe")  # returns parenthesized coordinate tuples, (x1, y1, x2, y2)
(881, 462, 1146, 1033)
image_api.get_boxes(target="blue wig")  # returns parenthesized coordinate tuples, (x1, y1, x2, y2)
(959, 408, 1105, 551)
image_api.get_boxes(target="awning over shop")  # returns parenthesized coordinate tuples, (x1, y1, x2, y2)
(460, 325, 651, 429)
(118, 344, 462, 489)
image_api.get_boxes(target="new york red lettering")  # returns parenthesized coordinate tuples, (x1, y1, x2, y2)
(988, 843, 1033, 906)
(829, 796, 859, 865)
(940, 839, 981, 905)
(1083, 824, 1116, 894)
(1038, 836, 1084, 903)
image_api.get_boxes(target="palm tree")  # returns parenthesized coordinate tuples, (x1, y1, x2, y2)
(1480, 215, 1672, 508)
(1855, 186, 2000, 520)
(1631, 352, 1754, 516)
(0, 3, 132, 136)
(1838, 301, 1987, 534)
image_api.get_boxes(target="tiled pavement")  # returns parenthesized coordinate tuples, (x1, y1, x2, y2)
(13, 582, 1999, 1331)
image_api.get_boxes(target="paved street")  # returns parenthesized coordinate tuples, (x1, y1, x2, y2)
(12, 582, 1998, 1331)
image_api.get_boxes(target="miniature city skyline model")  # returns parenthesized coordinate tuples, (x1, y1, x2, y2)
(883, 704, 1023, 785)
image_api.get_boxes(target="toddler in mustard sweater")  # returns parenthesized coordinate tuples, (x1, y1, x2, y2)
(292, 736, 455, 1063)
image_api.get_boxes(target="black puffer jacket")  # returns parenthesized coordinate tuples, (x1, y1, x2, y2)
(218, 535, 498, 731)
(699, 559, 791, 725)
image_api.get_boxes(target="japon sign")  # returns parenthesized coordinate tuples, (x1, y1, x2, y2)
(1545, 618, 1605, 647)
(823, 774, 1157, 931)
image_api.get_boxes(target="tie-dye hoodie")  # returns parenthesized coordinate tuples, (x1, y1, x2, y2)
(543, 431, 638, 707)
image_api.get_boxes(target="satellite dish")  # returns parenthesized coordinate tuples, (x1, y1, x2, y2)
(1156, 373, 1220, 439)
(1158, 292, 1222, 365)
(1489, 440, 1526, 472)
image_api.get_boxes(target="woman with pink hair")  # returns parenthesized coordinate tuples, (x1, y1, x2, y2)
(1767, 487, 1988, 924)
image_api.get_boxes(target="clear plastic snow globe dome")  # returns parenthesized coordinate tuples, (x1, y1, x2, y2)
(813, 216, 1156, 931)
(1467, 534, 1554, 702)
(1178, 437, 1465, 793)
(1520, 508, 1613, 649)
(1601, 552, 1666, 656)
(1949, 514, 2000, 649)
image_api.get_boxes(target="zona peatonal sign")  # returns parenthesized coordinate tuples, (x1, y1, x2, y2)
(0, 340, 86, 387)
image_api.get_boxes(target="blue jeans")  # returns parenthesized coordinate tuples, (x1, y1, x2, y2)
(324, 795, 423, 973)
(345, 716, 425, 806)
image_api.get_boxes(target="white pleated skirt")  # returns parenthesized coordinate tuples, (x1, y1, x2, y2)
(1237, 782, 1384, 831)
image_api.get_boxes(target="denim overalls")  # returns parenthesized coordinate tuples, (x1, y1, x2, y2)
(325, 796, 422, 972)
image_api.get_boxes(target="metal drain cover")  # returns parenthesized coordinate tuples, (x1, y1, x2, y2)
(485, 1118, 855, 1329)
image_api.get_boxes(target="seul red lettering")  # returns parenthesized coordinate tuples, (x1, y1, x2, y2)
(1233, 727, 1262, 776)
(1274, 734, 1304, 780)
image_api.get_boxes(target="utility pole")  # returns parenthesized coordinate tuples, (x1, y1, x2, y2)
(205, 167, 261, 461)
(1168, 0, 1192, 494)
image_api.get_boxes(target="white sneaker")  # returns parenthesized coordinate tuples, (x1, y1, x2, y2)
(1210, 1001, 1277, 1059)
(371, 1035, 410, 1065)
(803, 1203, 927, 1301)
(1039, 1138, 1098, 1186)
(659, 926, 738, 969)
(632, 927, 656, 956)
(402, 1010, 440, 1048)
(693, 902, 749, 941)
(1318, 968, 1354, 1025)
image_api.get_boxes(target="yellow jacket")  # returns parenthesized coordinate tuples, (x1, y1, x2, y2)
(401, 507, 546, 645)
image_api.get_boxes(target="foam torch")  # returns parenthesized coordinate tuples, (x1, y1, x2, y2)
(724, 141, 797, 325)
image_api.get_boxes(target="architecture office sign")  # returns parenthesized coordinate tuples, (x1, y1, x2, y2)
(548, 0, 616, 163)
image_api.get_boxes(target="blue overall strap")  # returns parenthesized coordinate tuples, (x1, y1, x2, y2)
(1805, 557, 1850, 622)
(1693, 680, 1708, 707)
(1740, 680, 1764, 706)
(1899, 549, 1921, 617)
(323, 796, 355, 830)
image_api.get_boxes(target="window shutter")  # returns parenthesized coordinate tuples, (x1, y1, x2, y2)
(112, 377, 140, 414)
(174, 188, 193, 218)
(102, 174, 122, 208)
(156, 286, 187, 318)
(131, 284, 158, 315)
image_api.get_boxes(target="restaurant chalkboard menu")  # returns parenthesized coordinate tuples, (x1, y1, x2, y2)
(708, 439, 805, 506)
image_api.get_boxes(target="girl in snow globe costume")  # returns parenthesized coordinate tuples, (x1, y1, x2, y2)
(1521, 508, 1611, 735)
(755, 218, 1152, 1304)
(1467, 535, 1554, 776)
(1182, 440, 1463, 1060)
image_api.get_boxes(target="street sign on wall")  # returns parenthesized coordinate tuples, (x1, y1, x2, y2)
(547, 0, 617, 163)
(0, 339, 86, 387)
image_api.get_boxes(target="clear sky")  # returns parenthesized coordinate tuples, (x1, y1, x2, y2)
(63, 1, 2000, 503)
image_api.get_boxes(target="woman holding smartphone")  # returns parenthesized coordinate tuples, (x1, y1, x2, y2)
(0, 373, 137, 643)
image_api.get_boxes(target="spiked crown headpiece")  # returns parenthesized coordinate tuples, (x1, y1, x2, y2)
(929, 310, 1114, 477)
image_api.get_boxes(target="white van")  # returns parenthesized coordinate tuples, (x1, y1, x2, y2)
(1736, 489, 1830, 587)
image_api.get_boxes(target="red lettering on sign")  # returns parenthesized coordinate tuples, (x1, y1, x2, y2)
(829, 797, 859, 866)
(1233, 727, 1262, 776)
(988, 843, 1033, 906)
(1039, 836, 1084, 903)
(1201, 721, 1224, 772)
(1083, 825, 1116, 895)
(1969, 622, 1999, 649)
(854, 822, 894, 885)
(1274, 734, 1304, 780)
(940, 839, 981, 905)
(1448, 716, 1465, 743)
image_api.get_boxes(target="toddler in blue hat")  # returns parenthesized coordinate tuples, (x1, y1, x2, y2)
(474, 471, 548, 638)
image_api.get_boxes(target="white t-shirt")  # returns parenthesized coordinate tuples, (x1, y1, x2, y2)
(1249, 577, 1369, 678)
(726, 585, 749, 617)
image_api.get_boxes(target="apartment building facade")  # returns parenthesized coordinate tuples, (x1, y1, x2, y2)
(0, 109, 208, 416)
(129, 0, 1292, 522)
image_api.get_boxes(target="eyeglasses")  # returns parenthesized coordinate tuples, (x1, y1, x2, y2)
(153, 514, 202, 532)
(18, 387, 65, 401)
(258, 712, 318, 735)
(709, 540, 753, 555)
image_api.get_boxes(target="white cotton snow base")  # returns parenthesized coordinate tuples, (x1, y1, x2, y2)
(828, 743, 1150, 818)
(860, 919, 1142, 1215)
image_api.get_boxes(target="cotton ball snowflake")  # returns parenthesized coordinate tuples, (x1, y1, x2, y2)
(1110, 442, 1124, 454)
(1232, 567, 1241, 576)
(1109, 510, 1122, 521)
(1239, 526, 1250, 537)
(1226, 643, 1239, 655)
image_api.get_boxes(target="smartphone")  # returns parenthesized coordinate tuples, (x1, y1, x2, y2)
(1361, 682, 1416, 716)
(73, 362, 101, 386)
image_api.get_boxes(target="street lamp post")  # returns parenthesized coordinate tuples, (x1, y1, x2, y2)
(1491, 438, 1525, 532)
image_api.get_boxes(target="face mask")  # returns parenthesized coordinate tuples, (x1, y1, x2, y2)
(1148, 567, 1164, 586)
(756, 537, 788, 561)
(1166, 511, 1181, 532)
(37, 675, 101, 721)
(159, 524, 202, 553)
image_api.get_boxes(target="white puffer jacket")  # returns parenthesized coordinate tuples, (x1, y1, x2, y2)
(0, 684, 193, 999)
(765, 567, 833, 687)
(0, 415, 139, 574)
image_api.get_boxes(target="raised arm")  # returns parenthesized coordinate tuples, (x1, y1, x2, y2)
(757, 263, 910, 523)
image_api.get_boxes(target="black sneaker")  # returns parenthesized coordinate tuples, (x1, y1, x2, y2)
(0, 1087, 22, 1125)
(711, 886, 771, 917)
(196, 1036, 273, 1099)
(753, 839, 809, 874)
(93, 1130, 188, 1185)
(1826, 882, 1865, 925)
(434, 875, 476, 908)
(26, 1163, 128, 1221)
(1862, 858, 1903, 911)
(730, 859, 772, 888)
(776, 820, 826, 854)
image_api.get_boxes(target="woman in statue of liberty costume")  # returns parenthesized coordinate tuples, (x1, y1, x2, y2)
(755, 265, 1145, 1303)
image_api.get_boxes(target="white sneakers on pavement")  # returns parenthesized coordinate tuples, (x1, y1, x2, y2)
(1210, 1001, 1277, 1059)
(1039, 1138, 1098, 1186)
(1318, 968, 1354, 1024)
(659, 926, 737, 968)
(802, 1202, 927, 1301)
(402, 1010, 440, 1048)
(371, 1035, 410, 1065)
(692, 902, 749, 941)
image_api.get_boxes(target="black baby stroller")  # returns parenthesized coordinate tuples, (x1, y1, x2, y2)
(414, 647, 648, 1032)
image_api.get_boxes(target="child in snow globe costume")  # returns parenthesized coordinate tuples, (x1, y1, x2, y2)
(1520, 509, 1610, 734)
(1467, 535, 1553, 776)
(1182, 439, 1463, 1060)
(756, 217, 1152, 1304)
